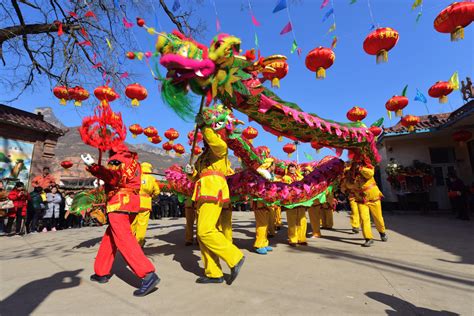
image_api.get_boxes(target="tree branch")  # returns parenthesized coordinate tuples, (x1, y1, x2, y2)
(158, 0, 185, 34)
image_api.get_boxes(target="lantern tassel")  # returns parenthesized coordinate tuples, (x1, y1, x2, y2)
(288, 153, 293, 158)
(451, 27, 464, 42)
(74, 101, 82, 107)
(131, 98, 139, 107)
(60, 98, 67, 105)
(439, 95, 448, 104)
(376, 50, 388, 64)
(387, 110, 392, 120)
(277, 136, 283, 142)
(271, 78, 280, 88)
(249, 139, 253, 144)
(147, 137, 152, 142)
(408, 126, 415, 132)
(132, 134, 137, 138)
(316, 67, 326, 79)
(395, 109, 403, 117)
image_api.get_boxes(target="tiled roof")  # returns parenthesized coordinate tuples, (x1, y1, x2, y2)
(383, 113, 451, 134)
(0, 104, 66, 136)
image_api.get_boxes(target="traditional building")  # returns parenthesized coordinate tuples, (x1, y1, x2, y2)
(377, 101, 473, 210)
(0, 104, 66, 189)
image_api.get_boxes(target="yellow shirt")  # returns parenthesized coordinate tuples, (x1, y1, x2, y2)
(354, 166, 383, 203)
(192, 127, 230, 203)
(139, 163, 160, 211)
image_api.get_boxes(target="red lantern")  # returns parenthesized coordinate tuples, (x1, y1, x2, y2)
(305, 47, 335, 79)
(162, 141, 173, 153)
(68, 86, 89, 107)
(136, 17, 145, 27)
(129, 124, 143, 138)
(173, 143, 185, 156)
(243, 126, 258, 143)
(53, 86, 70, 105)
(346, 106, 368, 122)
(143, 126, 158, 141)
(164, 128, 179, 144)
(434, 2, 474, 41)
(311, 141, 324, 153)
(385, 96, 409, 117)
(125, 83, 148, 107)
(94, 86, 119, 106)
(126, 52, 135, 59)
(452, 130, 472, 145)
(401, 115, 420, 132)
(192, 146, 203, 156)
(428, 81, 453, 104)
(256, 146, 271, 158)
(261, 55, 289, 88)
(60, 160, 73, 169)
(369, 126, 383, 137)
(283, 143, 296, 158)
(150, 135, 162, 144)
(363, 27, 399, 64)
(187, 130, 203, 145)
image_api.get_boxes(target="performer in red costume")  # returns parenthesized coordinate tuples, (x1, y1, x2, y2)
(81, 147, 159, 297)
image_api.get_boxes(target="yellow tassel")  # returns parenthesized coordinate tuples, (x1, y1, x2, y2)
(408, 126, 414, 132)
(249, 139, 253, 144)
(288, 153, 292, 158)
(387, 110, 392, 120)
(147, 27, 156, 35)
(74, 101, 82, 107)
(277, 136, 283, 142)
(439, 95, 448, 104)
(132, 134, 137, 138)
(137, 52, 144, 60)
(396, 109, 402, 117)
(177, 153, 182, 157)
(272, 78, 280, 88)
(60, 98, 66, 105)
(147, 137, 152, 142)
(376, 50, 388, 64)
(131, 99, 139, 107)
(169, 140, 174, 145)
(451, 27, 464, 41)
(316, 67, 326, 79)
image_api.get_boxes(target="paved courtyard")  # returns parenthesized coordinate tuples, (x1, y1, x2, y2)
(1, 211, 473, 315)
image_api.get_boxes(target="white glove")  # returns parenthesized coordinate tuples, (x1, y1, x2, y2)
(184, 164, 195, 175)
(81, 154, 95, 166)
(257, 169, 272, 181)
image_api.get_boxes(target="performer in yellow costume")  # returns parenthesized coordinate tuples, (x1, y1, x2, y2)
(283, 163, 307, 247)
(185, 106, 245, 284)
(184, 198, 196, 246)
(131, 162, 160, 247)
(340, 164, 361, 234)
(353, 160, 388, 247)
(307, 187, 335, 238)
(320, 188, 335, 229)
(216, 166, 235, 242)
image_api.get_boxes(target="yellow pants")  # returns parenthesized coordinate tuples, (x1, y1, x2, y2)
(185, 207, 196, 243)
(197, 202, 243, 278)
(321, 208, 333, 229)
(268, 205, 276, 236)
(286, 207, 307, 244)
(217, 208, 233, 242)
(357, 200, 385, 240)
(131, 210, 150, 246)
(307, 206, 322, 237)
(274, 206, 282, 228)
(349, 199, 360, 229)
(254, 208, 269, 248)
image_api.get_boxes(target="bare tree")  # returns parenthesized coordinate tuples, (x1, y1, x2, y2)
(0, 0, 205, 102)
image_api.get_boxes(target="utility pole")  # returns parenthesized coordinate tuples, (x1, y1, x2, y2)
(294, 140, 300, 163)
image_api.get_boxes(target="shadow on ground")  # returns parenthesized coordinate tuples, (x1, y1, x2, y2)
(365, 291, 460, 315)
(0, 269, 82, 316)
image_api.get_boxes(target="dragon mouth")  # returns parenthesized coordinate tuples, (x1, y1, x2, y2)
(160, 54, 215, 80)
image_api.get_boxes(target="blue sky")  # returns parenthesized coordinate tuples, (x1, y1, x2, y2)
(4, 0, 473, 161)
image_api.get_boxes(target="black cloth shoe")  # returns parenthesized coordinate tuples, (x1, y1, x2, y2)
(298, 242, 308, 246)
(90, 274, 112, 284)
(380, 232, 388, 242)
(228, 256, 245, 285)
(195, 276, 224, 284)
(352, 228, 360, 234)
(362, 239, 374, 247)
(133, 272, 160, 297)
(288, 242, 297, 247)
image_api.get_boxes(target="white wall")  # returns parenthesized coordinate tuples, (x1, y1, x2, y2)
(377, 128, 473, 209)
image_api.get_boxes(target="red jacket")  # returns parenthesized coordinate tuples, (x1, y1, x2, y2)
(8, 189, 29, 217)
(87, 150, 141, 213)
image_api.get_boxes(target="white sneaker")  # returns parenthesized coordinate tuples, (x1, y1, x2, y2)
(52, 227, 57, 232)
(42, 227, 47, 233)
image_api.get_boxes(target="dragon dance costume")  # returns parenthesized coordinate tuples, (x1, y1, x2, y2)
(283, 166, 307, 246)
(84, 149, 159, 296)
(190, 124, 245, 283)
(340, 165, 361, 233)
(131, 162, 161, 247)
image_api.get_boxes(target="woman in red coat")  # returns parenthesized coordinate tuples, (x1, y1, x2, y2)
(6, 182, 29, 235)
